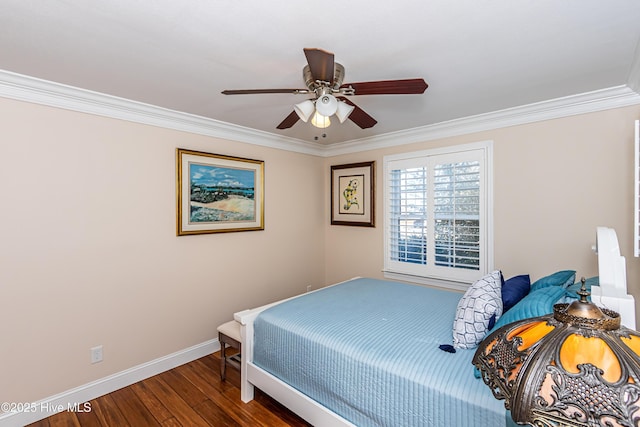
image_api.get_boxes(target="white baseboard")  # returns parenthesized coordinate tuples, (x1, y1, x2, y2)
(0, 339, 220, 427)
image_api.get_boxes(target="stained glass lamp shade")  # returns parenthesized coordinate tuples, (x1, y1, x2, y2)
(473, 279, 640, 426)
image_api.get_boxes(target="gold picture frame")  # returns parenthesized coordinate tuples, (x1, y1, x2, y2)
(176, 148, 264, 235)
(331, 161, 375, 227)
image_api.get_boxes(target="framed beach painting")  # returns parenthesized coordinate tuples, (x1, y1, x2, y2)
(176, 149, 264, 235)
(331, 161, 375, 227)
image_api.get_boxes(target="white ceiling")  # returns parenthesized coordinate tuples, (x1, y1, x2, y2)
(2, 0, 640, 146)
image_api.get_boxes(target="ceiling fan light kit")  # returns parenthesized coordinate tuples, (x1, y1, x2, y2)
(315, 93, 338, 116)
(293, 99, 315, 122)
(294, 93, 356, 128)
(222, 48, 428, 133)
(311, 111, 331, 129)
(335, 101, 355, 123)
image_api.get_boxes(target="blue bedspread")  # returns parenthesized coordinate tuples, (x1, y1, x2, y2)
(254, 277, 514, 427)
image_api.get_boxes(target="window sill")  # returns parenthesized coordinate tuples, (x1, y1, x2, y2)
(382, 270, 471, 292)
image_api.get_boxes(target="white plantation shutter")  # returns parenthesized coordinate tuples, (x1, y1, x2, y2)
(388, 166, 429, 265)
(384, 142, 492, 288)
(433, 160, 480, 270)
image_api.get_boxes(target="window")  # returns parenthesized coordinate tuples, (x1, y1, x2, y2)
(383, 142, 493, 290)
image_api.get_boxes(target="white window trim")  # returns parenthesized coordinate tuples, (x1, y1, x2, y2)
(382, 141, 494, 290)
(635, 119, 639, 257)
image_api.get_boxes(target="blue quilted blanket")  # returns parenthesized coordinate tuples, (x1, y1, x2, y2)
(254, 277, 513, 427)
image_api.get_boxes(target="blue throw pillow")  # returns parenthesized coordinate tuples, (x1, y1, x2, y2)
(529, 270, 575, 292)
(563, 276, 598, 301)
(501, 274, 530, 313)
(489, 285, 567, 333)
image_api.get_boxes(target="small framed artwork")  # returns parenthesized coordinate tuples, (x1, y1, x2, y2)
(331, 161, 375, 227)
(176, 148, 264, 235)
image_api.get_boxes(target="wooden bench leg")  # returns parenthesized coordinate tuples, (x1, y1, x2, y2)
(217, 321, 241, 382)
(219, 333, 227, 381)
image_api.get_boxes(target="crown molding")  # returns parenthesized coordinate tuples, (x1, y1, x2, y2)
(0, 69, 326, 157)
(323, 85, 640, 156)
(627, 38, 640, 94)
(1, 69, 639, 158)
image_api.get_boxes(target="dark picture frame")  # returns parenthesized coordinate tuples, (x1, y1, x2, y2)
(331, 161, 375, 227)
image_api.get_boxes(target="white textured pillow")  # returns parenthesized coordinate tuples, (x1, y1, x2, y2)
(452, 270, 503, 349)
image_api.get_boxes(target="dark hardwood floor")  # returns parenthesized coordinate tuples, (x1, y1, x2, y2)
(27, 351, 311, 427)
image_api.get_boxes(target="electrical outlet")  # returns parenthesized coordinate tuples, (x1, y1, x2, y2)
(306, 285, 312, 292)
(91, 345, 103, 364)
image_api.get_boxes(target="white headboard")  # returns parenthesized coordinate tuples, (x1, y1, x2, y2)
(591, 226, 636, 329)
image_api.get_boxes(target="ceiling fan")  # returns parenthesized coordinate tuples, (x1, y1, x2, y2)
(222, 48, 428, 130)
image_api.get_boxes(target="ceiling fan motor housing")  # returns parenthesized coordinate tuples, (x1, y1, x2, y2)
(302, 63, 345, 92)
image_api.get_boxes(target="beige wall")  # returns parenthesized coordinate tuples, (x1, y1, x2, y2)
(324, 105, 640, 313)
(3, 94, 640, 407)
(0, 97, 326, 403)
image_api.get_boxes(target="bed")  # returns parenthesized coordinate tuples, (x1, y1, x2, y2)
(232, 228, 634, 426)
(235, 277, 519, 427)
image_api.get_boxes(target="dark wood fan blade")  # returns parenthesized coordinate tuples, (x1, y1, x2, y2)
(303, 48, 334, 83)
(341, 78, 428, 95)
(337, 97, 377, 129)
(222, 89, 305, 95)
(276, 111, 300, 129)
